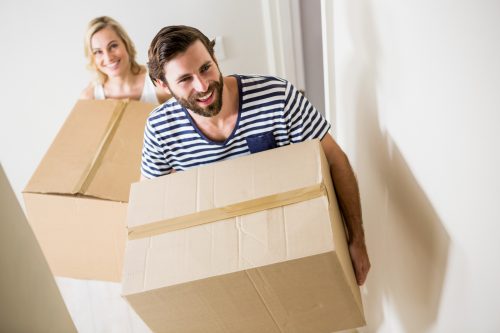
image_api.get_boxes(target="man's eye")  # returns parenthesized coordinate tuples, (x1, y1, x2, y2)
(201, 64, 211, 73)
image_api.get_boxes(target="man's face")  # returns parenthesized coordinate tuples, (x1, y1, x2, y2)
(162, 40, 224, 117)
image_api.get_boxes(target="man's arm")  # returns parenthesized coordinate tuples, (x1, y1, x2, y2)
(321, 133, 371, 285)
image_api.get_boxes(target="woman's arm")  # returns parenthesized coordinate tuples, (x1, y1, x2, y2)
(80, 83, 94, 100)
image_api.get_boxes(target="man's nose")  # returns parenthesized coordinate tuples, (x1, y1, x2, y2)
(193, 75, 209, 92)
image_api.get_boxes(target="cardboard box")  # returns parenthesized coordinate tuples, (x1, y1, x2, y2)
(123, 139, 366, 332)
(23, 99, 155, 281)
(1, 165, 77, 332)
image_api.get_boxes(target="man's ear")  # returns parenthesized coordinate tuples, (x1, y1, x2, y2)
(155, 79, 170, 94)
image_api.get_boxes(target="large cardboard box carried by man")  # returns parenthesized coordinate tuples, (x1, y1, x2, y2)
(123, 139, 366, 332)
(23, 99, 155, 282)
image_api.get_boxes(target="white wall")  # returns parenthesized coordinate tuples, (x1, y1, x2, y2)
(330, 0, 500, 331)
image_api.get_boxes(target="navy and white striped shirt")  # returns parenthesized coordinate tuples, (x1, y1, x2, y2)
(141, 74, 331, 178)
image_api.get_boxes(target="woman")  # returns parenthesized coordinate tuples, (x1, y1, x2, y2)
(80, 16, 169, 104)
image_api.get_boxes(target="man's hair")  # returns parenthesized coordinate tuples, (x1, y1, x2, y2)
(148, 25, 216, 85)
(84, 16, 141, 83)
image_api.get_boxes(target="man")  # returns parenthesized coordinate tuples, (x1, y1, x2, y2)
(142, 25, 370, 285)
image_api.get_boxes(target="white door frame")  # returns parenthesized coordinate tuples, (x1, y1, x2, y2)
(320, 0, 335, 131)
(261, 0, 336, 133)
(261, 0, 306, 91)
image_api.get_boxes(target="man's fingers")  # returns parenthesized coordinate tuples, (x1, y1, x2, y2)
(350, 243, 371, 286)
(355, 261, 370, 285)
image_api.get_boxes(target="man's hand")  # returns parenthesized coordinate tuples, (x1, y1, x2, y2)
(349, 239, 371, 285)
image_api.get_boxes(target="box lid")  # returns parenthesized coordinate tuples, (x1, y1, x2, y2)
(23, 99, 154, 202)
(127, 139, 332, 239)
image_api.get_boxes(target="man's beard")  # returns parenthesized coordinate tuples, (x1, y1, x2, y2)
(173, 72, 224, 117)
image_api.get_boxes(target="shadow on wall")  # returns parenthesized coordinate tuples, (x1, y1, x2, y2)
(340, 2, 451, 333)
(358, 117, 451, 333)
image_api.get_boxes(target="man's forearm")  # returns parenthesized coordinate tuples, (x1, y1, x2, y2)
(320, 134, 370, 285)
(329, 158, 365, 244)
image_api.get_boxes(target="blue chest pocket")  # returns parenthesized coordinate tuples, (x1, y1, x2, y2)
(246, 131, 277, 154)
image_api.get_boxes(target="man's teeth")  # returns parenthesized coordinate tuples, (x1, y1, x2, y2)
(197, 91, 212, 101)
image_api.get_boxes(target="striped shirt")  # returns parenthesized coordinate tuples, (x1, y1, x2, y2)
(141, 74, 331, 178)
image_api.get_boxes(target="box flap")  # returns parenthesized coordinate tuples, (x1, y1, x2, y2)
(127, 139, 329, 238)
(24, 100, 154, 202)
(84, 101, 154, 202)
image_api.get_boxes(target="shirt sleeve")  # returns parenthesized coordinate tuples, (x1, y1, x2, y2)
(141, 118, 173, 178)
(282, 80, 331, 143)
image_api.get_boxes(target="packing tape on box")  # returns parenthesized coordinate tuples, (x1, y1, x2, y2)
(73, 100, 128, 194)
(127, 183, 328, 240)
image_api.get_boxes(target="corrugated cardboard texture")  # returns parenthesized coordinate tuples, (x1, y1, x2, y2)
(125, 253, 363, 333)
(24, 99, 154, 202)
(0, 165, 77, 332)
(127, 139, 329, 239)
(123, 140, 365, 332)
(23, 192, 127, 281)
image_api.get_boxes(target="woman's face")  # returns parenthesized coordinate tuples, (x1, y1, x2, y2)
(91, 26, 130, 78)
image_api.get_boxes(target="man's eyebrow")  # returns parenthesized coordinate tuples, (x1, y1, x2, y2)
(175, 60, 213, 82)
(199, 60, 212, 69)
(176, 73, 192, 82)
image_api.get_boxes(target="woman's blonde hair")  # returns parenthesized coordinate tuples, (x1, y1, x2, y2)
(84, 16, 141, 83)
